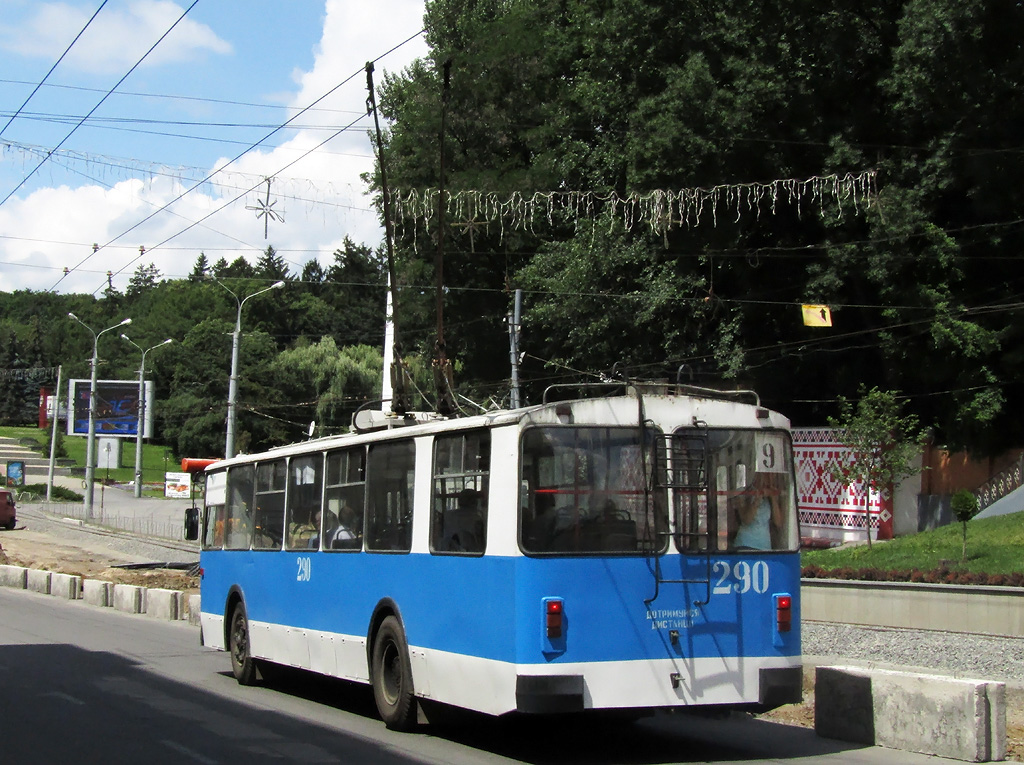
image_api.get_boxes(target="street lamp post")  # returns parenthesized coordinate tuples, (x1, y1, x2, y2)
(68, 313, 132, 519)
(214, 279, 285, 458)
(122, 335, 173, 499)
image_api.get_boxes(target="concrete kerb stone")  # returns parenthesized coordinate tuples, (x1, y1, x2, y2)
(0, 564, 28, 588)
(26, 568, 51, 594)
(49, 572, 82, 600)
(112, 583, 145, 614)
(82, 579, 113, 607)
(815, 665, 1006, 762)
(187, 594, 201, 626)
(145, 588, 179, 621)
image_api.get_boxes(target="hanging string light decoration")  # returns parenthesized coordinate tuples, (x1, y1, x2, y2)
(391, 170, 877, 251)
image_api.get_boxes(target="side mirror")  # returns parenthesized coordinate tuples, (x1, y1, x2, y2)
(184, 506, 200, 541)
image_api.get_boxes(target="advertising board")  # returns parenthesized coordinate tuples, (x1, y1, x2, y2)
(67, 379, 154, 438)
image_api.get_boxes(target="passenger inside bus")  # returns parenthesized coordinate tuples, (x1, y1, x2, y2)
(329, 503, 362, 549)
(441, 488, 484, 552)
(733, 471, 782, 550)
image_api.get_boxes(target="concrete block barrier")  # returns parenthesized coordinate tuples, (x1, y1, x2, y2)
(82, 579, 113, 607)
(145, 588, 179, 621)
(49, 573, 81, 600)
(26, 569, 51, 594)
(815, 665, 1006, 762)
(0, 564, 28, 588)
(187, 594, 201, 626)
(112, 584, 144, 614)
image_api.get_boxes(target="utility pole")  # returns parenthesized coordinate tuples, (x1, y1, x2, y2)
(508, 289, 523, 409)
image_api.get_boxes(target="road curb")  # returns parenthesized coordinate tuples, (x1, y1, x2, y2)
(0, 562, 196, 623)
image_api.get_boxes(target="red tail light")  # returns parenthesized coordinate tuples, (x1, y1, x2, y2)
(776, 594, 792, 633)
(546, 598, 563, 639)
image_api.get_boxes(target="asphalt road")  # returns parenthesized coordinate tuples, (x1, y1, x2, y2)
(0, 588, 968, 765)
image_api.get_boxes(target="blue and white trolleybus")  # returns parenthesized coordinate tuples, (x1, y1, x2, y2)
(193, 384, 802, 729)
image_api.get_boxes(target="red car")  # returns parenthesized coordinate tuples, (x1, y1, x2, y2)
(0, 490, 16, 530)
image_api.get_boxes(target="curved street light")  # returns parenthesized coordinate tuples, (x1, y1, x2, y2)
(68, 313, 132, 518)
(212, 279, 285, 458)
(122, 335, 173, 499)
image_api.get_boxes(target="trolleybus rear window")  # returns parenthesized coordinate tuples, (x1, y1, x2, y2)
(676, 429, 798, 553)
(519, 426, 667, 554)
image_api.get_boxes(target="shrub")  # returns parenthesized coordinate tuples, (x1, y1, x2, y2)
(801, 565, 1024, 587)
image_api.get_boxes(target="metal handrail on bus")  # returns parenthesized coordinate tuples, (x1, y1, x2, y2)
(674, 382, 761, 408)
(541, 381, 630, 404)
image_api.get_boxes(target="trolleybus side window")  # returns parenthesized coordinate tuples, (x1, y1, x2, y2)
(431, 430, 489, 554)
(324, 447, 365, 551)
(676, 429, 798, 553)
(224, 464, 255, 550)
(520, 426, 667, 554)
(286, 454, 324, 550)
(203, 470, 227, 549)
(254, 459, 286, 549)
(366, 440, 414, 553)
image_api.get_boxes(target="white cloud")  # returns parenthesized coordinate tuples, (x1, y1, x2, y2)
(0, 1, 231, 75)
(0, 0, 429, 294)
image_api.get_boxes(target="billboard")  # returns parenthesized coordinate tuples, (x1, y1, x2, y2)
(67, 379, 155, 438)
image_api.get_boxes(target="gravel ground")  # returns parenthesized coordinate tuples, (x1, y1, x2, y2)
(805, 621, 1024, 686)
(10, 502, 198, 564)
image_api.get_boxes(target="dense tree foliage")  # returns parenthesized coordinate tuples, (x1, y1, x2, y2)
(375, 0, 1024, 455)
(0, 242, 388, 460)
(2, 0, 1023, 463)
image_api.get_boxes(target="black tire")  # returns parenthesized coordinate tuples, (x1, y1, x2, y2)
(229, 602, 258, 686)
(371, 615, 417, 731)
(5, 518, 15, 530)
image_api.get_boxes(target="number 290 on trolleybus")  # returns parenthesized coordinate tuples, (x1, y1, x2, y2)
(191, 384, 802, 730)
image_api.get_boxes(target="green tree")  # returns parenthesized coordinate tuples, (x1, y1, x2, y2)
(126, 263, 161, 299)
(272, 339, 383, 432)
(828, 388, 924, 547)
(255, 245, 290, 281)
(324, 238, 387, 347)
(377, 0, 1024, 452)
(950, 489, 980, 563)
(189, 253, 211, 282)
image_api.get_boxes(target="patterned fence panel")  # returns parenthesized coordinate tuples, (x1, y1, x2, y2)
(975, 455, 1024, 511)
(793, 427, 891, 544)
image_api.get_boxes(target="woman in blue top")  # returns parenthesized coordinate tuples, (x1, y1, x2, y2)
(734, 472, 780, 550)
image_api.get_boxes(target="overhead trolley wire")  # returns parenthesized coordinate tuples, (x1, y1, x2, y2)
(0, 0, 202, 211)
(62, 27, 426, 294)
(0, 0, 110, 138)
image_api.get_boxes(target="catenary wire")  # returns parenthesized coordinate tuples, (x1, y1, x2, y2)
(0, 1, 110, 138)
(53, 27, 425, 294)
(0, 0, 202, 210)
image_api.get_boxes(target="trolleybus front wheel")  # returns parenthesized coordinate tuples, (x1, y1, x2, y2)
(371, 615, 417, 731)
(229, 602, 258, 686)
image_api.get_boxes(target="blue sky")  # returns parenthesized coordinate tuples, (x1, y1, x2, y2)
(0, 0, 429, 294)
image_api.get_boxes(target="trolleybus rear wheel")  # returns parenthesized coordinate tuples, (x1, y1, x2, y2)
(229, 602, 258, 686)
(371, 615, 417, 731)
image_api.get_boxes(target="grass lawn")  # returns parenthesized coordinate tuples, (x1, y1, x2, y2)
(802, 511, 1024, 577)
(0, 424, 179, 490)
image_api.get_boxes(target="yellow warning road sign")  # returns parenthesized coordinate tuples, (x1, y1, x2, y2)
(802, 304, 832, 327)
